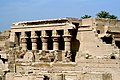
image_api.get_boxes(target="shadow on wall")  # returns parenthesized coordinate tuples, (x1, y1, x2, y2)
(44, 76, 49, 80)
(101, 36, 113, 44)
(26, 32, 32, 50)
(115, 41, 120, 49)
(71, 28, 80, 62)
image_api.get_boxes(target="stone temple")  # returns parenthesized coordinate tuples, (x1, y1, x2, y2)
(0, 18, 120, 80)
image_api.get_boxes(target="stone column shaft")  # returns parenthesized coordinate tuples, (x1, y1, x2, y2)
(41, 37, 48, 50)
(53, 42, 59, 50)
(31, 38, 37, 50)
(31, 31, 38, 50)
(63, 35, 72, 62)
(42, 42, 48, 50)
(52, 30, 60, 50)
(63, 29, 72, 51)
(21, 38, 27, 50)
(65, 41, 71, 51)
(21, 31, 27, 50)
(52, 36, 59, 50)
(41, 30, 48, 50)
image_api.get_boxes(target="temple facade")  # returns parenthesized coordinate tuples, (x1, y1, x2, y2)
(10, 18, 78, 52)
(2, 18, 120, 80)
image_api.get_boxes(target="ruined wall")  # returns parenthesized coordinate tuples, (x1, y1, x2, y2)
(3, 18, 120, 80)
(81, 18, 120, 35)
(0, 51, 9, 80)
(81, 18, 95, 27)
(0, 30, 11, 50)
(76, 28, 118, 62)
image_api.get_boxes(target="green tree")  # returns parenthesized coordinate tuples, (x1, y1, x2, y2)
(81, 15, 91, 19)
(108, 15, 117, 19)
(96, 11, 118, 19)
(96, 11, 110, 18)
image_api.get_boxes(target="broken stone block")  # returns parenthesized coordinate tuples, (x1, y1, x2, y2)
(23, 51, 34, 62)
(5, 41, 15, 49)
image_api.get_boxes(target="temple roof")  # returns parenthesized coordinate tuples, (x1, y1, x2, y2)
(12, 17, 81, 26)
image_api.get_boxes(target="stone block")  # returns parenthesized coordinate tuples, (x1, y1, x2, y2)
(65, 74, 77, 80)
(6, 73, 14, 80)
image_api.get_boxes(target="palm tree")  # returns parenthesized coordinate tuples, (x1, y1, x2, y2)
(96, 11, 118, 19)
(108, 15, 117, 19)
(96, 11, 110, 18)
(81, 15, 91, 19)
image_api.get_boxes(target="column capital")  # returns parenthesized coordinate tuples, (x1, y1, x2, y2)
(21, 31, 27, 38)
(21, 38, 27, 43)
(21, 38, 27, 50)
(31, 35, 38, 38)
(31, 31, 38, 38)
(41, 36, 49, 43)
(52, 30, 59, 36)
(31, 38, 37, 43)
(41, 36, 49, 50)
(52, 35, 60, 42)
(63, 35, 72, 42)
(64, 29, 71, 36)
(21, 36, 28, 39)
(41, 30, 47, 37)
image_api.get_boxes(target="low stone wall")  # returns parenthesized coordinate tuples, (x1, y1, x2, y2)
(6, 72, 112, 80)
(78, 59, 120, 68)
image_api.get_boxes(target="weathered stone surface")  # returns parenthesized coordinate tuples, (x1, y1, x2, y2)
(1, 18, 120, 80)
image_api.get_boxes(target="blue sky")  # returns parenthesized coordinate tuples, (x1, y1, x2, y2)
(0, 0, 120, 31)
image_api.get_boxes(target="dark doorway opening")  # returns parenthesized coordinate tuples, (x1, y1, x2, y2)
(101, 36, 113, 44)
(70, 29, 80, 62)
(57, 30, 64, 50)
(36, 31, 42, 50)
(15, 32, 21, 46)
(44, 76, 49, 80)
(26, 32, 32, 50)
(115, 41, 120, 48)
(46, 30, 53, 50)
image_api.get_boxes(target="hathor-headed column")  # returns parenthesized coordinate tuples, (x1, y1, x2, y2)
(21, 31, 27, 50)
(63, 29, 72, 62)
(52, 30, 60, 50)
(63, 29, 72, 51)
(41, 30, 49, 50)
(31, 31, 38, 50)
